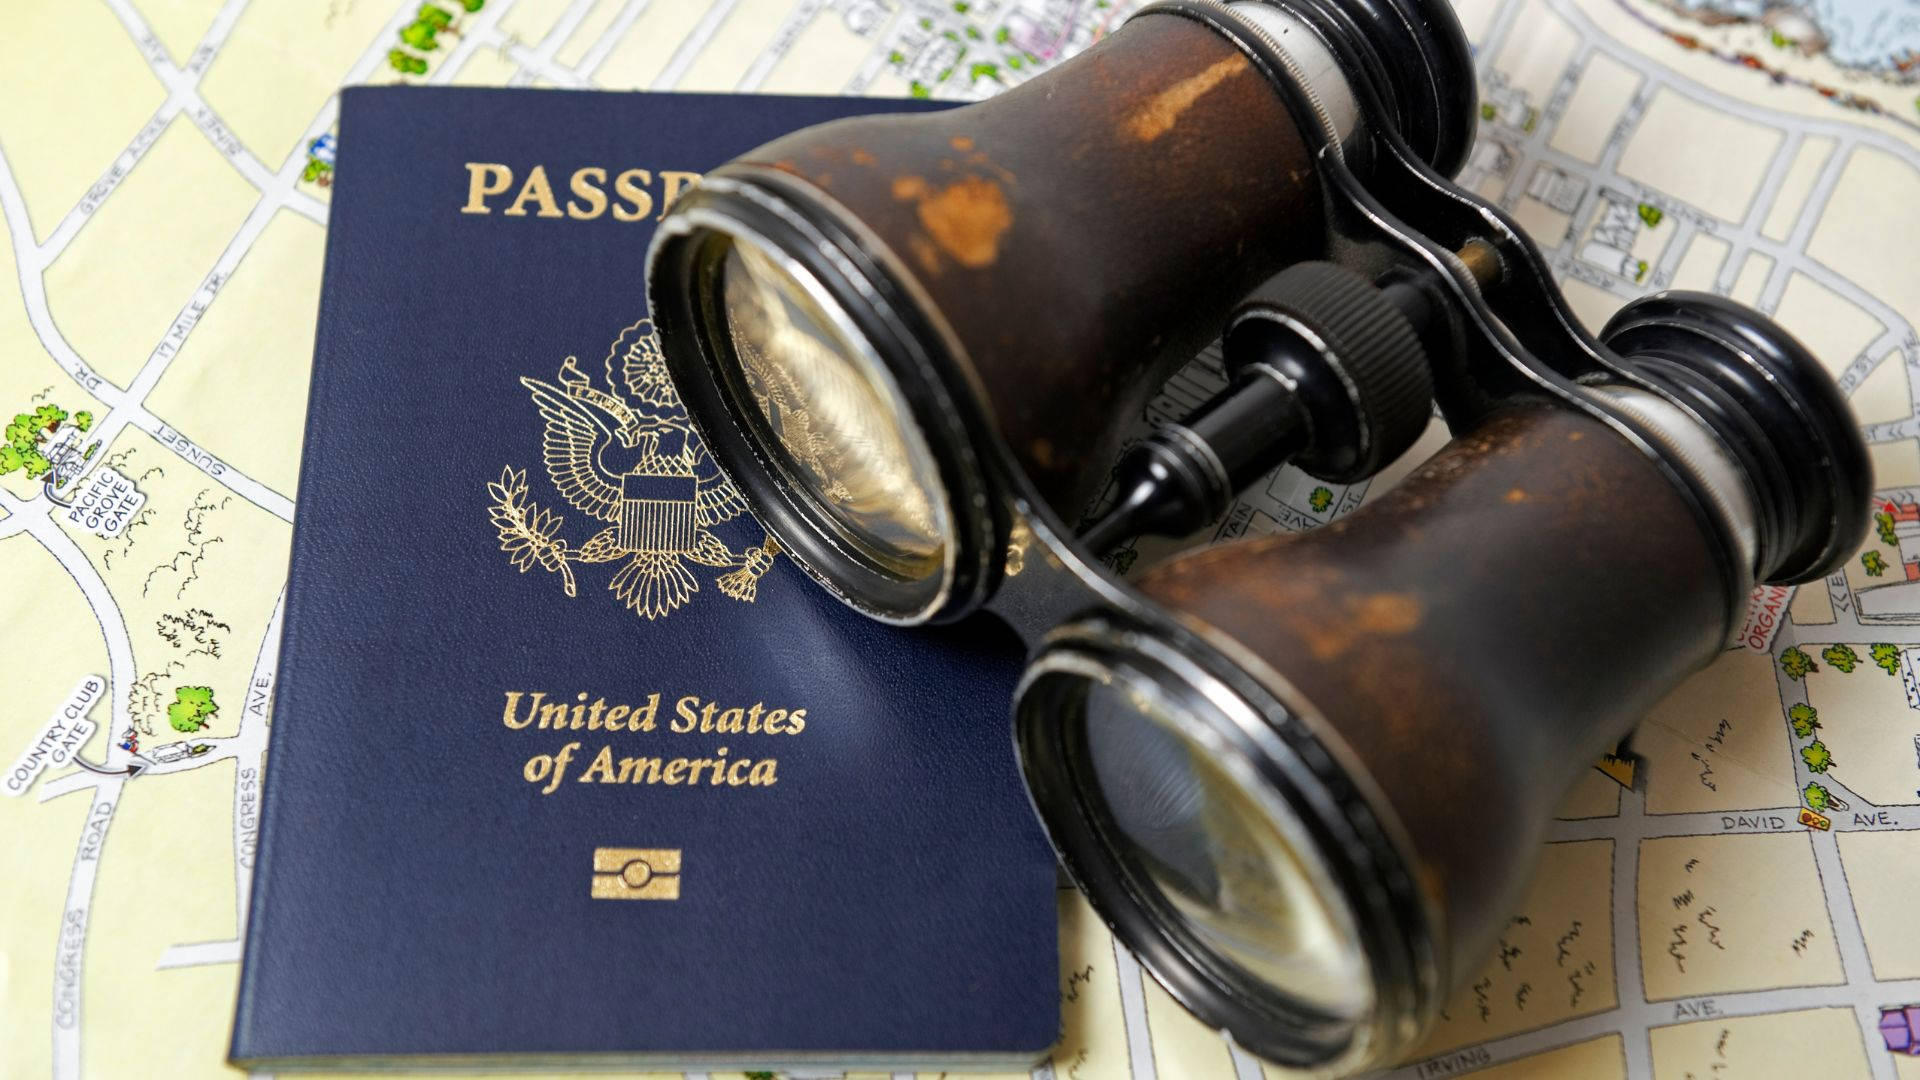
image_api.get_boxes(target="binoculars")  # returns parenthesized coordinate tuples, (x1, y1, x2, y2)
(646, 0, 1870, 1073)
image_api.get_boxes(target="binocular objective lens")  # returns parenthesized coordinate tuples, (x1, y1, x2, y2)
(716, 240, 951, 583)
(1081, 678, 1374, 1021)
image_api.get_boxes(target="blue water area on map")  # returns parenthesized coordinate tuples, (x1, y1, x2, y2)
(1676, 0, 1920, 74)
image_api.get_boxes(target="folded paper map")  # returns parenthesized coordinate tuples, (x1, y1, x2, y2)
(4, 0, 1920, 1076)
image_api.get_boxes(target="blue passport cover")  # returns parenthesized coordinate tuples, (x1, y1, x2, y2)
(229, 86, 1059, 1070)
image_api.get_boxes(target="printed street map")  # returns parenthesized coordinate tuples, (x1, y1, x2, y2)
(5, 0, 1920, 1077)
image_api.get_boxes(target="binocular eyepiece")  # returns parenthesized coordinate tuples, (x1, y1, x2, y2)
(646, 0, 1868, 1072)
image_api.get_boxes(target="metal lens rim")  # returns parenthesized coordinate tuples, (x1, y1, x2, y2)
(1014, 621, 1416, 1070)
(648, 173, 998, 624)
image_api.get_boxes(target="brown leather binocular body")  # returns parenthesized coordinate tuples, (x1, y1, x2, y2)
(1137, 403, 1728, 978)
(735, 13, 1326, 513)
(648, 0, 1868, 1072)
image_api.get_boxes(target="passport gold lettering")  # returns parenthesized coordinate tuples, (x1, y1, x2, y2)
(612, 168, 653, 221)
(503, 690, 797, 794)
(461, 162, 512, 213)
(500, 690, 663, 731)
(669, 695, 807, 734)
(522, 741, 581, 795)
(460, 163, 699, 221)
(567, 166, 608, 219)
(572, 746, 778, 786)
(505, 164, 564, 218)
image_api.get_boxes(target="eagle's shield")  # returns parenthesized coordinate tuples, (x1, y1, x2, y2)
(620, 473, 700, 555)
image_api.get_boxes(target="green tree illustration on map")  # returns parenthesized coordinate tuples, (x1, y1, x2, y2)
(0, 445, 36, 478)
(1871, 643, 1901, 675)
(1863, 550, 1890, 576)
(1822, 644, 1860, 673)
(1800, 741, 1834, 773)
(1, 402, 81, 479)
(400, 19, 440, 50)
(1309, 486, 1334, 513)
(1788, 703, 1820, 739)
(167, 686, 219, 733)
(1780, 646, 1815, 681)
(1804, 782, 1833, 813)
(1877, 508, 1899, 546)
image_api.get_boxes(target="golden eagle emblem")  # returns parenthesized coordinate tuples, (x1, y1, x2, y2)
(488, 319, 778, 619)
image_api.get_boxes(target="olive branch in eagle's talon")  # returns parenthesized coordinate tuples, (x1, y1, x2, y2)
(488, 465, 578, 597)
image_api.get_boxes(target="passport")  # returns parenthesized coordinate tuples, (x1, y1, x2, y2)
(228, 86, 1059, 1071)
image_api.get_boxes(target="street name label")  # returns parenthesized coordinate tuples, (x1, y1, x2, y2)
(5, 675, 105, 797)
(1731, 583, 1793, 652)
(1720, 812, 1791, 831)
(63, 467, 145, 539)
(1414, 1046, 1493, 1077)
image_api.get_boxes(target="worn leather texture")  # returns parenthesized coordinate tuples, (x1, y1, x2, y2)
(230, 86, 1057, 1068)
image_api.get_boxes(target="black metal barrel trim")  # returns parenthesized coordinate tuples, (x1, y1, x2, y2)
(1602, 291, 1870, 585)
